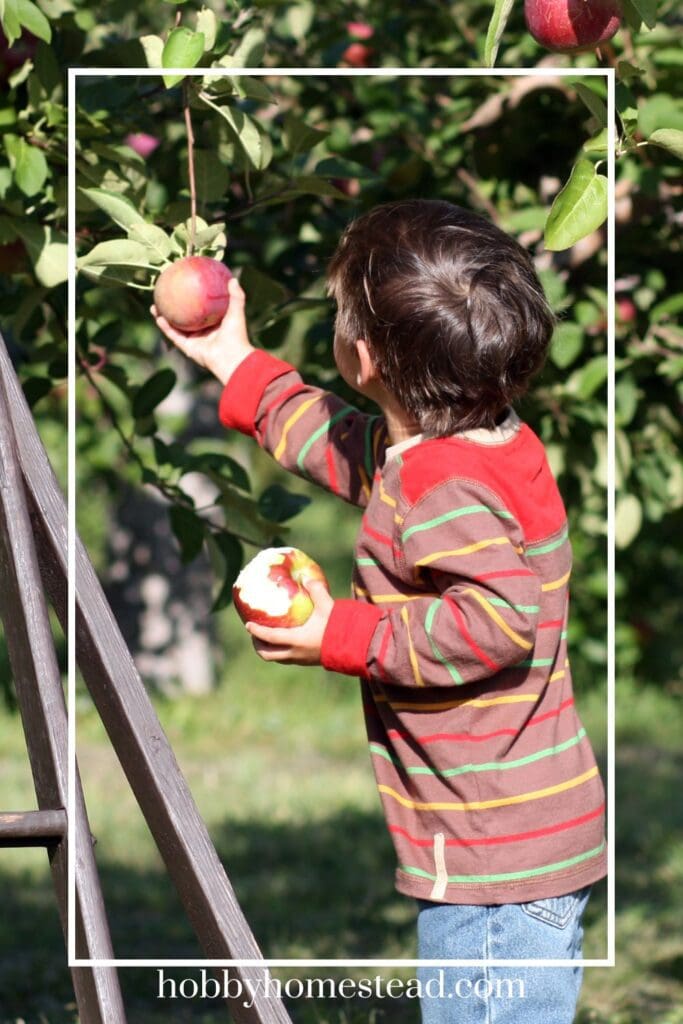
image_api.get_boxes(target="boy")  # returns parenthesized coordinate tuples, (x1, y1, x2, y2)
(154, 199, 607, 1022)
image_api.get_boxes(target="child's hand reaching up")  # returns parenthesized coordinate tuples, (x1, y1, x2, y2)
(246, 580, 335, 667)
(151, 276, 253, 385)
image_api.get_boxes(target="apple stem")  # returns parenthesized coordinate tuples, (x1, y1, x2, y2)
(183, 80, 198, 257)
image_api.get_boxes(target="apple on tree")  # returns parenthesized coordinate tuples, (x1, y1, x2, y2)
(232, 547, 329, 629)
(153, 256, 232, 332)
(524, 0, 622, 52)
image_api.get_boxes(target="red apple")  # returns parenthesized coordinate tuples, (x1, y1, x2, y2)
(153, 256, 232, 332)
(524, 0, 622, 52)
(616, 298, 637, 324)
(341, 42, 374, 68)
(346, 21, 374, 41)
(232, 547, 329, 628)
(125, 132, 160, 158)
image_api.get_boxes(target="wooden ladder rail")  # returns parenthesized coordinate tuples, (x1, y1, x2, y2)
(0, 351, 127, 1023)
(0, 333, 293, 1024)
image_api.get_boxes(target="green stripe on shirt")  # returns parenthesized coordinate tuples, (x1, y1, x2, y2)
(399, 841, 606, 886)
(526, 526, 569, 556)
(425, 599, 464, 684)
(296, 405, 354, 473)
(370, 728, 587, 778)
(402, 504, 513, 544)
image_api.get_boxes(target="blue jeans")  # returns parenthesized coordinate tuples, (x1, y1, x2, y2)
(416, 886, 591, 1023)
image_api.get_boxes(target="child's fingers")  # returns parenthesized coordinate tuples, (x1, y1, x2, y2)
(251, 638, 291, 661)
(247, 622, 293, 646)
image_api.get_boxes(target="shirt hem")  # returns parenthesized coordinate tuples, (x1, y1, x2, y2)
(395, 850, 608, 906)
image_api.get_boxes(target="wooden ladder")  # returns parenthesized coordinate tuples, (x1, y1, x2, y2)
(0, 332, 292, 1024)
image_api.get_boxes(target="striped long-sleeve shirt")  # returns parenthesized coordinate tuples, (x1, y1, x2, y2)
(219, 350, 607, 905)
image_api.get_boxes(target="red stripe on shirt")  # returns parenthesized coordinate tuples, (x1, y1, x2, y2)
(474, 569, 536, 582)
(326, 443, 339, 495)
(375, 618, 394, 683)
(363, 520, 400, 555)
(444, 595, 501, 672)
(538, 619, 564, 630)
(388, 803, 605, 848)
(387, 697, 576, 745)
(256, 382, 308, 441)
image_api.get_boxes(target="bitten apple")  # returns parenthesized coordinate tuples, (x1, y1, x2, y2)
(524, 0, 622, 52)
(153, 256, 232, 332)
(232, 547, 329, 628)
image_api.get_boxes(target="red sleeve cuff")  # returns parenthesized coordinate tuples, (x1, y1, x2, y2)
(320, 599, 384, 678)
(218, 350, 295, 436)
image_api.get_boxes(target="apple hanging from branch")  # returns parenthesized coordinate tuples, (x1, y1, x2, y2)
(524, 0, 622, 52)
(153, 256, 232, 332)
(233, 547, 329, 628)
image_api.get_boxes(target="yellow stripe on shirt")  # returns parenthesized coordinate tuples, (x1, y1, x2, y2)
(462, 588, 533, 650)
(376, 693, 539, 712)
(401, 605, 425, 687)
(542, 570, 571, 592)
(273, 395, 323, 461)
(378, 767, 598, 812)
(415, 536, 522, 568)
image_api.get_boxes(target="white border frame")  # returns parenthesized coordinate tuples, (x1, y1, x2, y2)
(68, 66, 616, 969)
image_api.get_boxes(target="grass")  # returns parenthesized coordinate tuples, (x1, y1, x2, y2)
(1, 487, 681, 1022)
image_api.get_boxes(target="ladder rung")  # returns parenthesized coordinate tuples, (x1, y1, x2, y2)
(0, 809, 67, 846)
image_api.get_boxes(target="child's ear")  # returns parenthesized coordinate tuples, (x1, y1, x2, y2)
(354, 339, 378, 388)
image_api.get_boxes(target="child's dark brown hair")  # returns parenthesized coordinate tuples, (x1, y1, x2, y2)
(327, 199, 555, 434)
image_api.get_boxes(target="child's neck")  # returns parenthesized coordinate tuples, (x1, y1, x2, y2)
(381, 400, 422, 447)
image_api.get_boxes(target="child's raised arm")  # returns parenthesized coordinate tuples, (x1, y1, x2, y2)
(154, 279, 387, 507)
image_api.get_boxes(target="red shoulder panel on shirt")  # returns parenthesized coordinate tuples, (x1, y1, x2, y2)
(399, 426, 566, 543)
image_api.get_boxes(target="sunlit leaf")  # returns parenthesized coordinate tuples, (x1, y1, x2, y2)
(544, 160, 608, 252)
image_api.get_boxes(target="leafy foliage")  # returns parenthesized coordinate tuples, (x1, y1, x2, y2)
(0, 0, 681, 700)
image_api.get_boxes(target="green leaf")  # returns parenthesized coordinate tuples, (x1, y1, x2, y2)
(573, 83, 608, 128)
(127, 222, 174, 262)
(196, 6, 216, 51)
(22, 376, 53, 408)
(240, 265, 289, 313)
(169, 505, 205, 564)
(213, 104, 272, 169)
(638, 95, 683, 137)
(282, 112, 329, 155)
(550, 322, 584, 369)
(4, 136, 48, 197)
(226, 75, 276, 104)
(647, 128, 683, 160)
(16, 0, 51, 42)
(140, 34, 164, 69)
(189, 451, 251, 492)
(620, 0, 658, 30)
(544, 160, 608, 252)
(484, 0, 514, 68)
(574, 355, 609, 400)
(1, 0, 22, 44)
(79, 187, 147, 231)
(257, 484, 311, 523)
(216, 26, 266, 68)
(13, 222, 67, 286)
(132, 368, 177, 419)
(210, 532, 243, 612)
(161, 27, 205, 88)
(615, 494, 642, 549)
(583, 127, 609, 155)
(77, 239, 154, 270)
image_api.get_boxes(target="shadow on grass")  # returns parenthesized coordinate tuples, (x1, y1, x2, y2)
(6, 741, 679, 1023)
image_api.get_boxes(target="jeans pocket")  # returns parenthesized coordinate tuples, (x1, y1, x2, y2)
(520, 886, 590, 930)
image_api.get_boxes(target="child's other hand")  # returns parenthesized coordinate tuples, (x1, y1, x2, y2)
(246, 580, 334, 667)
(150, 276, 253, 385)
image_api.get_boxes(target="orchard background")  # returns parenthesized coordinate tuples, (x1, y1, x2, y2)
(1, 2, 682, 1023)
